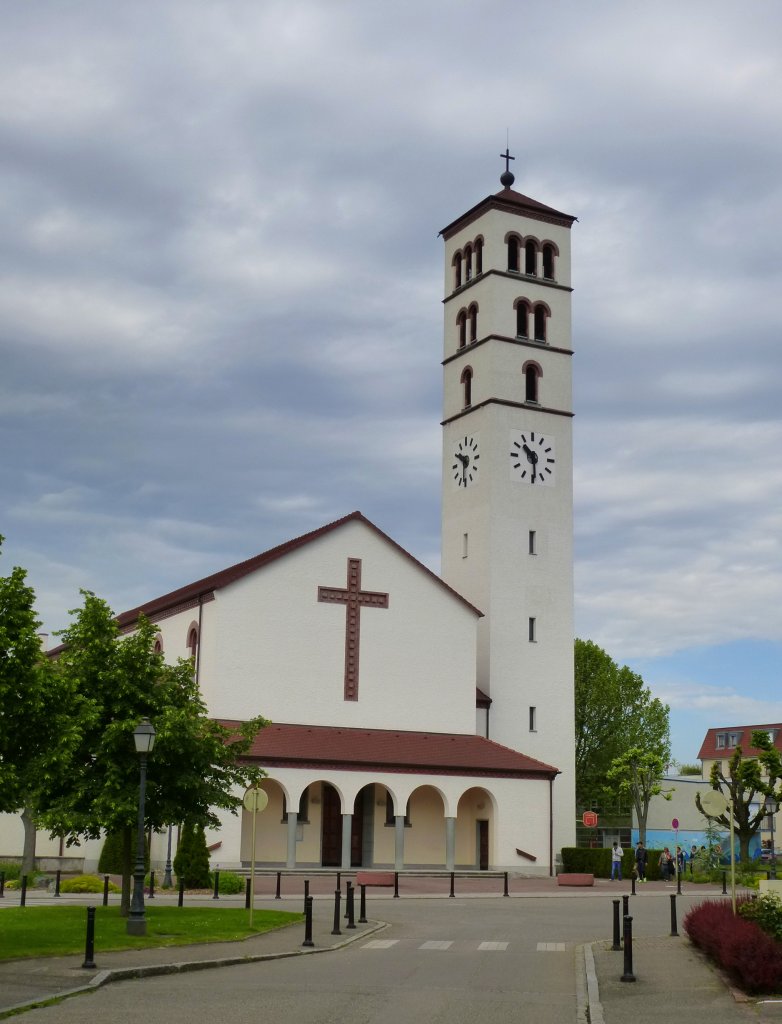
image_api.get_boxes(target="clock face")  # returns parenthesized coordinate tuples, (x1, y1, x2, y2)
(451, 435, 480, 488)
(509, 430, 555, 486)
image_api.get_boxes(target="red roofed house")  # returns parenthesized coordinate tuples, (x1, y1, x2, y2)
(3, 165, 578, 875)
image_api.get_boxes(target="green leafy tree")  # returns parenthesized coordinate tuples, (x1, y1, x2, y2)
(574, 638, 670, 808)
(606, 747, 673, 844)
(173, 821, 211, 888)
(0, 538, 78, 873)
(695, 730, 782, 864)
(41, 591, 268, 914)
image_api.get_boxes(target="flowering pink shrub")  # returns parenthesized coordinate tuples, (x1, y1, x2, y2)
(684, 898, 782, 994)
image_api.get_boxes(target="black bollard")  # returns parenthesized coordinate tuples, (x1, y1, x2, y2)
(178, 877, 184, 907)
(676, 870, 681, 895)
(622, 894, 629, 942)
(275, 871, 282, 900)
(631, 875, 636, 896)
(670, 893, 678, 936)
(611, 899, 622, 951)
(346, 882, 356, 929)
(303, 879, 310, 914)
(336, 871, 341, 892)
(331, 889, 342, 936)
(449, 872, 455, 898)
(302, 895, 314, 947)
(393, 871, 399, 898)
(722, 870, 727, 895)
(359, 883, 367, 924)
(54, 869, 61, 898)
(620, 915, 636, 982)
(102, 874, 109, 907)
(503, 871, 509, 897)
(149, 870, 155, 899)
(0, 870, 5, 898)
(212, 871, 220, 900)
(20, 875, 27, 907)
(245, 877, 251, 909)
(82, 906, 97, 969)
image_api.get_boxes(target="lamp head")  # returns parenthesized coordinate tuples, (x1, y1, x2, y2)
(133, 718, 156, 755)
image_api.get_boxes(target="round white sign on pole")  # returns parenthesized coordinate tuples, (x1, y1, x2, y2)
(700, 790, 729, 817)
(243, 788, 269, 813)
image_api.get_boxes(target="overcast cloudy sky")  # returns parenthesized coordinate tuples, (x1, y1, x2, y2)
(2, 0, 781, 764)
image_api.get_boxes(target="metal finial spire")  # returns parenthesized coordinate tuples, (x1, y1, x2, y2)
(500, 147, 515, 188)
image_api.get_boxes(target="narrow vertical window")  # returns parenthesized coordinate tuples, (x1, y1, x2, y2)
(187, 625, 198, 662)
(528, 617, 536, 642)
(528, 530, 536, 555)
(507, 237, 519, 272)
(534, 305, 547, 342)
(516, 301, 528, 338)
(525, 365, 539, 403)
(529, 707, 537, 732)
(542, 244, 555, 280)
(461, 367, 473, 409)
(469, 303, 478, 342)
(457, 310, 467, 348)
(464, 243, 473, 282)
(474, 238, 483, 275)
(453, 252, 462, 289)
(462, 533, 468, 558)
(525, 240, 537, 276)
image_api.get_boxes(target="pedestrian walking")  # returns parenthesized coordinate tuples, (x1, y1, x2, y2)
(610, 841, 623, 880)
(635, 841, 648, 881)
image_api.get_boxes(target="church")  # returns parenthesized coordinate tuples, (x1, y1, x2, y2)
(5, 161, 578, 876)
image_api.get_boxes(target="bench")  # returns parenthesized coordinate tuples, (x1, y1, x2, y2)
(557, 873, 594, 887)
(356, 871, 396, 888)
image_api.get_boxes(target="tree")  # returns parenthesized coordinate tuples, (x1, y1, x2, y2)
(606, 747, 673, 845)
(695, 731, 782, 864)
(173, 821, 211, 888)
(40, 591, 268, 913)
(0, 538, 77, 873)
(574, 638, 670, 807)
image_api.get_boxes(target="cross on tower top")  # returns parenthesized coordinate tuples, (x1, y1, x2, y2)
(500, 148, 516, 188)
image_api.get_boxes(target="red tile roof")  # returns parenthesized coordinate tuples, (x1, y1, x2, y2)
(112, 511, 482, 631)
(697, 724, 782, 761)
(221, 721, 558, 779)
(439, 187, 576, 239)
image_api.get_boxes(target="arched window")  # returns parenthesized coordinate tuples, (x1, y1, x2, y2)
(533, 304, 548, 342)
(507, 237, 519, 272)
(525, 240, 537, 276)
(468, 303, 478, 343)
(460, 366, 473, 409)
(542, 243, 556, 280)
(453, 252, 462, 289)
(464, 243, 473, 282)
(474, 238, 483, 276)
(153, 635, 163, 655)
(523, 361, 542, 403)
(456, 309, 467, 348)
(515, 300, 530, 338)
(187, 624, 198, 661)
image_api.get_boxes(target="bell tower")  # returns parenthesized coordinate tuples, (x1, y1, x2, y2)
(440, 154, 576, 848)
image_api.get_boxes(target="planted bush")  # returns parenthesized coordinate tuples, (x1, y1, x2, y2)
(214, 871, 244, 895)
(60, 874, 120, 894)
(684, 898, 782, 994)
(739, 892, 782, 942)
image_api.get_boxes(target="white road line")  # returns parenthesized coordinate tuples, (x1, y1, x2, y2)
(419, 940, 453, 950)
(361, 939, 399, 949)
(478, 941, 509, 951)
(536, 942, 566, 952)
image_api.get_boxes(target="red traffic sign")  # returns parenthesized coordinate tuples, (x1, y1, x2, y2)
(582, 811, 598, 828)
(672, 818, 679, 830)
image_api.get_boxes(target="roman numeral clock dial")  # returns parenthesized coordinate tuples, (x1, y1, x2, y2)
(509, 430, 556, 485)
(452, 435, 480, 488)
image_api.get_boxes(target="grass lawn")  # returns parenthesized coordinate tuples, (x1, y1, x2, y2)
(0, 906, 303, 960)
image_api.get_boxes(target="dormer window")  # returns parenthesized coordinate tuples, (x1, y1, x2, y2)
(716, 733, 726, 749)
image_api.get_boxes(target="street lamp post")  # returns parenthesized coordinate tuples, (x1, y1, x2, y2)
(127, 718, 156, 936)
(765, 794, 778, 881)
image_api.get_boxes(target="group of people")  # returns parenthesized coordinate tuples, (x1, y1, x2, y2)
(610, 841, 701, 881)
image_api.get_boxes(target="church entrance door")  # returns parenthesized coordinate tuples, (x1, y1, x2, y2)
(477, 820, 489, 870)
(321, 783, 341, 866)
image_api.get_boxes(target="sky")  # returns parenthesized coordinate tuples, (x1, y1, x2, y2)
(1, 0, 781, 765)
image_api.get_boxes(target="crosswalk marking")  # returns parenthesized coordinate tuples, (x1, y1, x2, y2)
(478, 941, 509, 951)
(419, 940, 453, 950)
(362, 939, 399, 949)
(536, 942, 566, 952)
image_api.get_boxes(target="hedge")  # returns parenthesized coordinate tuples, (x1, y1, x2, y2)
(561, 847, 667, 879)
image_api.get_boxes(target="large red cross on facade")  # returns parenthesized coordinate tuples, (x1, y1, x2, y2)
(317, 558, 389, 701)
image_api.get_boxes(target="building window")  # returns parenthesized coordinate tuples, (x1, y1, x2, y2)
(464, 243, 473, 282)
(461, 366, 473, 409)
(515, 300, 529, 338)
(385, 793, 411, 826)
(457, 309, 467, 348)
(462, 533, 469, 558)
(533, 304, 548, 342)
(187, 625, 198, 661)
(474, 238, 483, 276)
(524, 363, 540, 403)
(525, 240, 537, 276)
(716, 733, 726, 749)
(542, 243, 556, 280)
(282, 790, 309, 824)
(453, 252, 462, 289)
(528, 617, 536, 642)
(528, 530, 536, 555)
(507, 237, 519, 272)
(529, 706, 537, 732)
(468, 303, 478, 343)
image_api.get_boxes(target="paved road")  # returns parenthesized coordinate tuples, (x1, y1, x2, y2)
(12, 893, 719, 1024)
